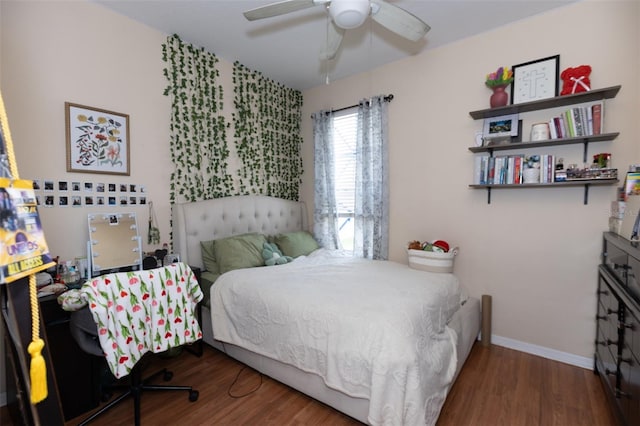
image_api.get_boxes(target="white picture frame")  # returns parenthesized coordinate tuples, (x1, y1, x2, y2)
(482, 114, 520, 139)
(511, 55, 560, 104)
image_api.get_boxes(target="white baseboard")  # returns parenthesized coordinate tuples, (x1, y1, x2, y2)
(0, 391, 6, 407)
(490, 334, 594, 370)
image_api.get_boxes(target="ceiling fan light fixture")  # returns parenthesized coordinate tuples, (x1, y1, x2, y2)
(329, 0, 370, 29)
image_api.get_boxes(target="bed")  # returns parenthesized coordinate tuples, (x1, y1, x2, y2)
(172, 195, 481, 425)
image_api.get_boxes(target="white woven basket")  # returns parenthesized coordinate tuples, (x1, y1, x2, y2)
(407, 247, 459, 273)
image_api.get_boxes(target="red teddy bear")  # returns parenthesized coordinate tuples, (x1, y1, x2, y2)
(560, 65, 592, 96)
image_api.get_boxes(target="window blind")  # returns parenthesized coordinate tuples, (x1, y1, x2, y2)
(332, 109, 357, 215)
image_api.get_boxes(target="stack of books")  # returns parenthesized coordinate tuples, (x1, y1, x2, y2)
(474, 154, 558, 185)
(547, 102, 604, 139)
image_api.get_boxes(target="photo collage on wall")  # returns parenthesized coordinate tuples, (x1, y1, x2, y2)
(34, 179, 147, 208)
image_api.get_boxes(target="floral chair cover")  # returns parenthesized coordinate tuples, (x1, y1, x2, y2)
(80, 262, 203, 378)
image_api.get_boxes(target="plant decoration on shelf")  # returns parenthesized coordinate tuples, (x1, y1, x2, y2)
(523, 155, 541, 183)
(485, 66, 514, 108)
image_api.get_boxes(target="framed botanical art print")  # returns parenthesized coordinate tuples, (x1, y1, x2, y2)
(511, 55, 560, 104)
(66, 102, 130, 175)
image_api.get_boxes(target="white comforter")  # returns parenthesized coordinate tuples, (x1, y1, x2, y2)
(211, 249, 465, 425)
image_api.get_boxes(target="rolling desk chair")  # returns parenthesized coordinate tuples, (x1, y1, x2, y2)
(69, 262, 203, 425)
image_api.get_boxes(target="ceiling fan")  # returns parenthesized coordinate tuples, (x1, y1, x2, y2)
(243, 0, 431, 60)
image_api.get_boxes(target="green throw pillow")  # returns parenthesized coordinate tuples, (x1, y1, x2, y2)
(214, 233, 267, 274)
(200, 240, 219, 274)
(273, 231, 319, 258)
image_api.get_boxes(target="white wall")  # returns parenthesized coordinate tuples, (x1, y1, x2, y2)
(301, 0, 640, 362)
(0, 0, 250, 402)
(1, 1, 171, 256)
(0, 0, 235, 405)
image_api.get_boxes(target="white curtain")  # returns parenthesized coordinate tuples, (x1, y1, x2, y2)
(354, 96, 389, 260)
(312, 96, 389, 259)
(312, 109, 341, 250)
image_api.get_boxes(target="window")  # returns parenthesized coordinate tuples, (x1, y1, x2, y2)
(332, 109, 357, 251)
(313, 95, 389, 259)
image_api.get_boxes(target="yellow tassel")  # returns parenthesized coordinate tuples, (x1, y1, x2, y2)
(1, 90, 49, 404)
(28, 338, 48, 403)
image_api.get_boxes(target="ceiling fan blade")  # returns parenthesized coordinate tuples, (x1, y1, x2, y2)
(321, 20, 345, 60)
(243, 0, 318, 21)
(370, 0, 430, 42)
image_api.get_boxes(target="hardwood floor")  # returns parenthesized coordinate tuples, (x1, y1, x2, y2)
(3, 342, 617, 425)
(437, 344, 617, 426)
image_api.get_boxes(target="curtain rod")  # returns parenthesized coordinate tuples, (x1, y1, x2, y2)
(314, 94, 394, 117)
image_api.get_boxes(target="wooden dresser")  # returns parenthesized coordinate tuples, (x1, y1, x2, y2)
(596, 232, 640, 424)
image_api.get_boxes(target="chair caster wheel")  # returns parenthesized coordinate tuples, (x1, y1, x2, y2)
(163, 371, 173, 381)
(189, 390, 199, 402)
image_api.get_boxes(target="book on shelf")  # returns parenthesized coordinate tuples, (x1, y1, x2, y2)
(557, 115, 566, 138)
(474, 156, 483, 185)
(474, 155, 525, 185)
(548, 118, 558, 139)
(552, 117, 563, 138)
(586, 106, 593, 136)
(494, 156, 504, 184)
(487, 157, 495, 184)
(540, 154, 555, 183)
(564, 109, 576, 137)
(560, 114, 569, 138)
(572, 108, 584, 137)
(592, 102, 603, 135)
(514, 156, 522, 184)
(551, 102, 604, 139)
(579, 107, 588, 136)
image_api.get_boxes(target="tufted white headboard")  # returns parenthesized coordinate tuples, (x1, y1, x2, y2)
(171, 195, 308, 270)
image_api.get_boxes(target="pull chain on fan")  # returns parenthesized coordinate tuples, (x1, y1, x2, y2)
(324, 12, 331, 84)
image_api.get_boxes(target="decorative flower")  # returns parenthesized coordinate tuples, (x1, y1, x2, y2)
(525, 155, 540, 169)
(485, 66, 514, 88)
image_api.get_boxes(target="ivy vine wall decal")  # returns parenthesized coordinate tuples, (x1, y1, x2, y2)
(162, 34, 233, 203)
(162, 34, 304, 204)
(233, 62, 303, 201)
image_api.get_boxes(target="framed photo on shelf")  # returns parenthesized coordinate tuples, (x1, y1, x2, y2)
(65, 102, 130, 176)
(511, 55, 559, 104)
(483, 114, 519, 138)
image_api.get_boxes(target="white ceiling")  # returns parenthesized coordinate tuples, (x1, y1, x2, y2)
(95, 0, 575, 91)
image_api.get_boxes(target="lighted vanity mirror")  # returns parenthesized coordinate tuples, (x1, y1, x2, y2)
(88, 213, 142, 276)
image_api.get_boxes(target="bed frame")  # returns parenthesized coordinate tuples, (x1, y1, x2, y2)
(172, 195, 481, 424)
